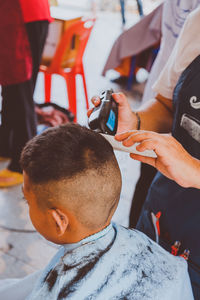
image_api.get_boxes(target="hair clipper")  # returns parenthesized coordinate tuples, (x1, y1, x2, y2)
(88, 89, 118, 135)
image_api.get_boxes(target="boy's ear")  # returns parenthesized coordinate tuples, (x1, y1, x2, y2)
(51, 209, 69, 236)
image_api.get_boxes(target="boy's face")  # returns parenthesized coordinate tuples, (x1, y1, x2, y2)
(23, 172, 58, 243)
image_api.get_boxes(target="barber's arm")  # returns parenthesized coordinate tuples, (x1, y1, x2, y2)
(115, 130, 200, 189)
(88, 92, 200, 189)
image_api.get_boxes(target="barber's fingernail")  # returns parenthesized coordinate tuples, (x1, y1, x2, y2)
(93, 97, 99, 103)
(115, 133, 125, 139)
(124, 139, 132, 146)
(122, 140, 129, 146)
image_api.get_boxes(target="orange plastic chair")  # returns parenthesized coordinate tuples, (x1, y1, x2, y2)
(40, 18, 95, 120)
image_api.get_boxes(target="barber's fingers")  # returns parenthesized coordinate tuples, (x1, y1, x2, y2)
(88, 93, 129, 117)
(91, 96, 101, 106)
(116, 131, 172, 159)
(87, 96, 101, 117)
(115, 130, 138, 141)
(90, 93, 128, 107)
(130, 153, 156, 167)
(125, 131, 164, 147)
(134, 136, 177, 162)
(115, 130, 157, 145)
(135, 139, 160, 152)
(87, 108, 93, 117)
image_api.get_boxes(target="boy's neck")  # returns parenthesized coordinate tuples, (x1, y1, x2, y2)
(63, 223, 113, 250)
(59, 221, 112, 245)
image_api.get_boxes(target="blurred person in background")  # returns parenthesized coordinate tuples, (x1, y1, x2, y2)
(89, 5, 200, 297)
(0, 0, 51, 187)
(129, 0, 200, 228)
(120, 0, 144, 27)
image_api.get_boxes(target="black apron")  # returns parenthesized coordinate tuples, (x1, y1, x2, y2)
(137, 54, 200, 299)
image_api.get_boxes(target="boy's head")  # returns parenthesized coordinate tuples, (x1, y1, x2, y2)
(20, 124, 122, 244)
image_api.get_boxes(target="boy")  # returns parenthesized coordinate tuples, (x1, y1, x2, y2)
(0, 124, 193, 299)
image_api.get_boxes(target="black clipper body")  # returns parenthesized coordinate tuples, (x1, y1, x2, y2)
(88, 89, 118, 135)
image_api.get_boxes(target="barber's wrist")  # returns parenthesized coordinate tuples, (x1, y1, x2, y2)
(133, 111, 141, 130)
(130, 111, 140, 131)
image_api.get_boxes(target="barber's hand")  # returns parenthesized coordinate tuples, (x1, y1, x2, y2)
(87, 92, 137, 133)
(115, 130, 200, 188)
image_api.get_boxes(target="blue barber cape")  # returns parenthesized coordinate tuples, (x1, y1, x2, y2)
(26, 223, 193, 300)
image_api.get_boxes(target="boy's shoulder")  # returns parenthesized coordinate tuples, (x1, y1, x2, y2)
(112, 223, 193, 298)
(27, 223, 193, 300)
(113, 223, 188, 276)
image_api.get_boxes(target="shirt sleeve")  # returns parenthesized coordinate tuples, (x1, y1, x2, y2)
(152, 7, 200, 100)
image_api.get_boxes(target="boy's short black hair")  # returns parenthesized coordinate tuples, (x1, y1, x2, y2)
(20, 124, 115, 184)
(21, 124, 122, 229)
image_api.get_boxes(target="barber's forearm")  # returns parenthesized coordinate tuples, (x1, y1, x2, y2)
(136, 95, 173, 133)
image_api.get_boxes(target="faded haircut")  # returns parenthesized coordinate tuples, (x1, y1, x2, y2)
(20, 124, 122, 229)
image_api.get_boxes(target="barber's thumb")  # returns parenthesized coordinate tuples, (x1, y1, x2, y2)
(112, 92, 127, 105)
